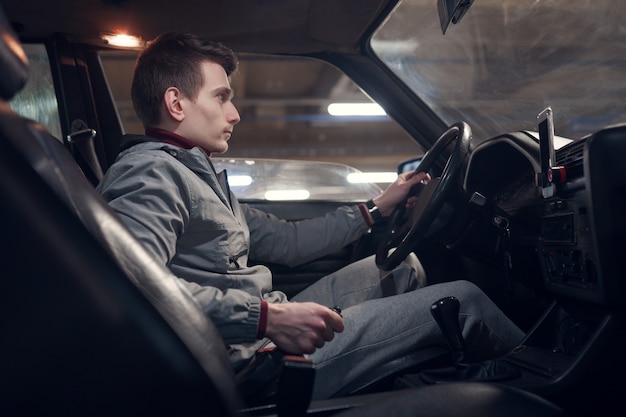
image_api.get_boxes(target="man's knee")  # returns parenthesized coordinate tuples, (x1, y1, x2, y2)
(441, 279, 483, 300)
(399, 253, 427, 288)
(442, 280, 506, 320)
(385, 253, 427, 291)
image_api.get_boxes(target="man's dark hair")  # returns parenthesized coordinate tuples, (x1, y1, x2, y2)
(131, 32, 238, 128)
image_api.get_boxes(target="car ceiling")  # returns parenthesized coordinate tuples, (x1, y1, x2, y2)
(5, 0, 393, 54)
(4, 0, 421, 173)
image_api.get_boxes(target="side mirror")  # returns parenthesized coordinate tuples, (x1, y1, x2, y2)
(397, 156, 423, 174)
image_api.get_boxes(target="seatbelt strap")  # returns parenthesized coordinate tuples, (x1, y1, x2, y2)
(67, 128, 104, 183)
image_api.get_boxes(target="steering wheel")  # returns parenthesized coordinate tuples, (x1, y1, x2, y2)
(375, 122, 472, 271)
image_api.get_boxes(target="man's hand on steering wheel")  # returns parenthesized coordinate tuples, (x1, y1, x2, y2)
(371, 171, 431, 218)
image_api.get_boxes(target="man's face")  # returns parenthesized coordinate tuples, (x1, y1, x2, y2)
(178, 61, 240, 154)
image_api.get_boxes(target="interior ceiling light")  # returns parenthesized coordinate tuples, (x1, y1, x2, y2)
(101, 33, 145, 48)
(327, 102, 386, 117)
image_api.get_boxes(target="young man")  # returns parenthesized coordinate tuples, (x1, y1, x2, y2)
(97, 32, 524, 399)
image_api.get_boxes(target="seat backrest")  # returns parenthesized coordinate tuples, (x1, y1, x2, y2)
(0, 4, 241, 415)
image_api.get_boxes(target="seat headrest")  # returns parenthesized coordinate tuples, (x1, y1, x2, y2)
(0, 3, 28, 100)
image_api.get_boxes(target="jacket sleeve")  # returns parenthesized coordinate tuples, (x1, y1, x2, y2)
(175, 278, 264, 344)
(242, 203, 370, 267)
(97, 151, 264, 344)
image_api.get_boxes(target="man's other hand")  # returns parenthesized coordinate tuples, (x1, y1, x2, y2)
(265, 302, 344, 354)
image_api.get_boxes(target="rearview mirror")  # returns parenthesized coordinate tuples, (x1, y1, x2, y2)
(438, 0, 474, 34)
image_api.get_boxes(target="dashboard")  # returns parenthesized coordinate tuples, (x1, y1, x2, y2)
(462, 127, 625, 310)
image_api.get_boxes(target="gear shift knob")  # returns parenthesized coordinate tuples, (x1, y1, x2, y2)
(431, 296, 466, 365)
(421, 296, 521, 384)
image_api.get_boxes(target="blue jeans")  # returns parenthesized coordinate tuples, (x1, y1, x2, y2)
(292, 254, 524, 399)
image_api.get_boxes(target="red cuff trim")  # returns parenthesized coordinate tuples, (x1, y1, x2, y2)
(257, 300, 268, 339)
(358, 203, 374, 228)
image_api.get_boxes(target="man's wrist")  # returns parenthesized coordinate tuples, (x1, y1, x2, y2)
(365, 199, 383, 224)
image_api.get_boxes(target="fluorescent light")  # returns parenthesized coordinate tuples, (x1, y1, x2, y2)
(327, 103, 386, 116)
(264, 189, 310, 201)
(347, 172, 398, 184)
(101, 33, 145, 48)
(228, 175, 253, 186)
(370, 39, 419, 55)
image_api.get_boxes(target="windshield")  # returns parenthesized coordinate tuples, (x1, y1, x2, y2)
(372, 0, 626, 141)
(212, 157, 382, 202)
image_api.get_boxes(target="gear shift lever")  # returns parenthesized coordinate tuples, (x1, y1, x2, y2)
(420, 295, 521, 384)
(430, 296, 466, 366)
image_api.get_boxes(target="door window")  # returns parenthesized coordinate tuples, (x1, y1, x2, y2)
(8, 44, 62, 141)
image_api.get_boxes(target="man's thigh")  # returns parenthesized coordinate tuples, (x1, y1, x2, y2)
(292, 253, 425, 308)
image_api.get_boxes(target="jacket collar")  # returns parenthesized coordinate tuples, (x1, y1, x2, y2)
(145, 128, 212, 157)
(120, 128, 212, 157)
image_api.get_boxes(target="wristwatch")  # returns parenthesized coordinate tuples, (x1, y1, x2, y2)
(365, 199, 383, 223)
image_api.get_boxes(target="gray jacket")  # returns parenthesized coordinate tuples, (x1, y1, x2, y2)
(97, 136, 369, 367)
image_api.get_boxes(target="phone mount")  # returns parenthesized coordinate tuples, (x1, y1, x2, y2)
(536, 107, 566, 198)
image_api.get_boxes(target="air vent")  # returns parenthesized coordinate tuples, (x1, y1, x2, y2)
(556, 139, 585, 179)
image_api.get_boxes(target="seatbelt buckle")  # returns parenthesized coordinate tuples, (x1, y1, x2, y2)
(276, 353, 315, 416)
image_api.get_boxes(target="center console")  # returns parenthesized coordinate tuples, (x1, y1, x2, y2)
(504, 121, 626, 398)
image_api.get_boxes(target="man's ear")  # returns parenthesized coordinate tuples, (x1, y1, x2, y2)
(163, 87, 185, 122)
